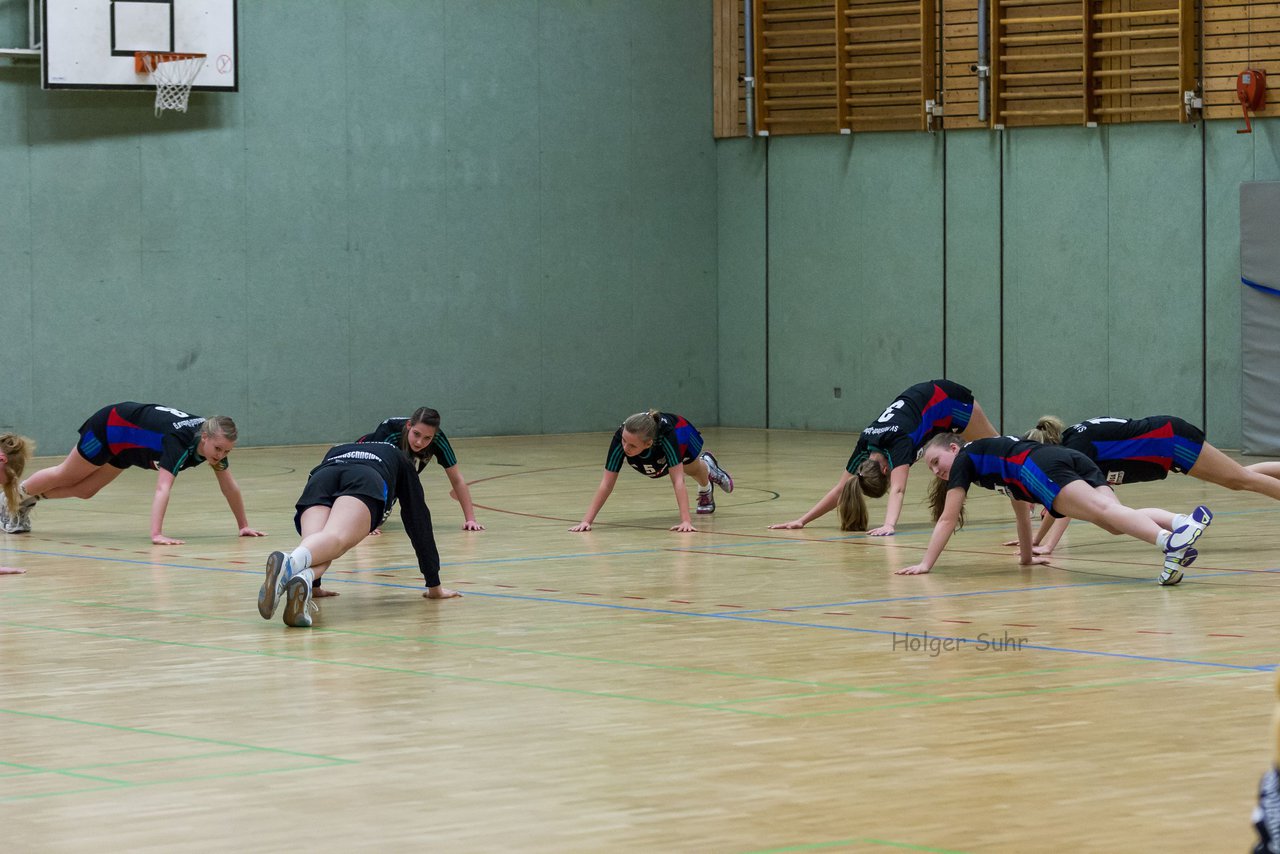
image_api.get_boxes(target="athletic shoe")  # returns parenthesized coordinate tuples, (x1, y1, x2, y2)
(702, 452, 734, 493)
(1158, 546, 1198, 586)
(7, 497, 35, 534)
(0, 495, 12, 533)
(258, 551, 291, 619)
(1166, 505, 1212, 551)
(1254, 767, 1280, 854)
(4, 488, 37, 534)
(696, 486, 716, 515)
(282, 574, 315, 628)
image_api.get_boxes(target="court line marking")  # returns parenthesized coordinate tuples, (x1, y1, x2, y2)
(0, 623, 790, 719)
(0, 593, 1194, 695)
(2, 547, 1273, 671)
(0, 708, 354, 802)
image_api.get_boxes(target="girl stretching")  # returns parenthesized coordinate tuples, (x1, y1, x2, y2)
(4, 403, 262, 545)
(769, 380, 997, 535)
(1013, 415, 1280, 554)
(898, 433, 1211, 586)
(570, 411, 733, 533)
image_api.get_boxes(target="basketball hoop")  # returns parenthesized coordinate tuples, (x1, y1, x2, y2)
(136, 51, 207, 115)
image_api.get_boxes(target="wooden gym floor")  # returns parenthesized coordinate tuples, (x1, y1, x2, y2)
(1, 428, 1276, 852)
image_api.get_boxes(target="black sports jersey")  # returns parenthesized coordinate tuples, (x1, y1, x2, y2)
(948, 436, 1105, 513)
(77, 402, 226, 475)
(846, 380, 975, 473)
(1060, 416, 1205, 485)
(310, 442, 442, 586)
(604, 413, 702, 479)
(357, 417, 458, 473)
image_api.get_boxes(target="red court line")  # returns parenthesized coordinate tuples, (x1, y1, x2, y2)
(881, 615, 911, 620)
(1068, 627, 1104, 632)
(1136, 630, 1173, 635)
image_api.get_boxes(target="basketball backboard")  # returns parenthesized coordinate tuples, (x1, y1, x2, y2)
(42, 0, 236, 91)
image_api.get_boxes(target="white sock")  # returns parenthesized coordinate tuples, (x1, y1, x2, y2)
(1156, 530, 1171, 551)
(289, 546, 313, 573)
(698, 483, 712, 494)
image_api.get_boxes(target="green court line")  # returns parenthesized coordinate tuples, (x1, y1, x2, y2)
(0, 762, 351, 803)
(4, 617, 1259, 720)
(744, 838, 970, 853)
(0, 623, 789, 719)
(0, 759, 124, 784)
(0, 708, 355, 764)
(2, 598, 1192, 700)
(59, 747, 254, 771)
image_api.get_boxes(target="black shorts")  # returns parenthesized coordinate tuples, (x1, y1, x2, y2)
(75, 406, 117, 466)
(293, 465, 387, 535)
(1033, 447, 1110, 518)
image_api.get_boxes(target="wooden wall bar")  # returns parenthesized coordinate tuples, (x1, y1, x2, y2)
(717, 0, 1279, 134)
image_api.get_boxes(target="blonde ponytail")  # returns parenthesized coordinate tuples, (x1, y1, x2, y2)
(1025, 415, 1065, 445)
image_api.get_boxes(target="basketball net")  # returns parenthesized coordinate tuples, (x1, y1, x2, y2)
(141, 53, 207, 115)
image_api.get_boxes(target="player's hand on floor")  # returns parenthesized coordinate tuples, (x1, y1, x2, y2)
(895, 564, 930, 575)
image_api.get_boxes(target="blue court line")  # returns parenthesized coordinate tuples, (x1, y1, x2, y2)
(3, 545, 1273, 672)
(401, 588, 1275, 673)
(4, 544, 1275, 606)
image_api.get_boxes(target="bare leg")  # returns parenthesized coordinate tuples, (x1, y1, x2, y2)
(1246, 460, 1280, 480)
(24, 450, 118, 498)
(1050, 482, 1165, 546)
(1190, 444, 1280, 501)
(296, 497, 372, 581)
(42, 464, 125, 499)
(299, 505, 339, 596)
(683, 458, 711, 488)
(961, 401, 1000, 441)
(1135, 508, 1176, 530)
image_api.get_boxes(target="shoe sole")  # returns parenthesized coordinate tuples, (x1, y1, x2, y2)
(258, 551, 287, 619)
(696, 505, 716, 514)
(282, 575, 313, 627)
(1167, 505, 1213, 552)
(703, 453, 734, 494)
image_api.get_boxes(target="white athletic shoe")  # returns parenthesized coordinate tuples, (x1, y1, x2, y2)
(282, 574, 316, 628)
(2, 490, 37, 534)
(701, 452, 734, 493)
(1159, 546, 1198, 586)
(258, 551, 291, 619)
(696, 485, 716, 515)
(1166, 505, 1212, 552)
